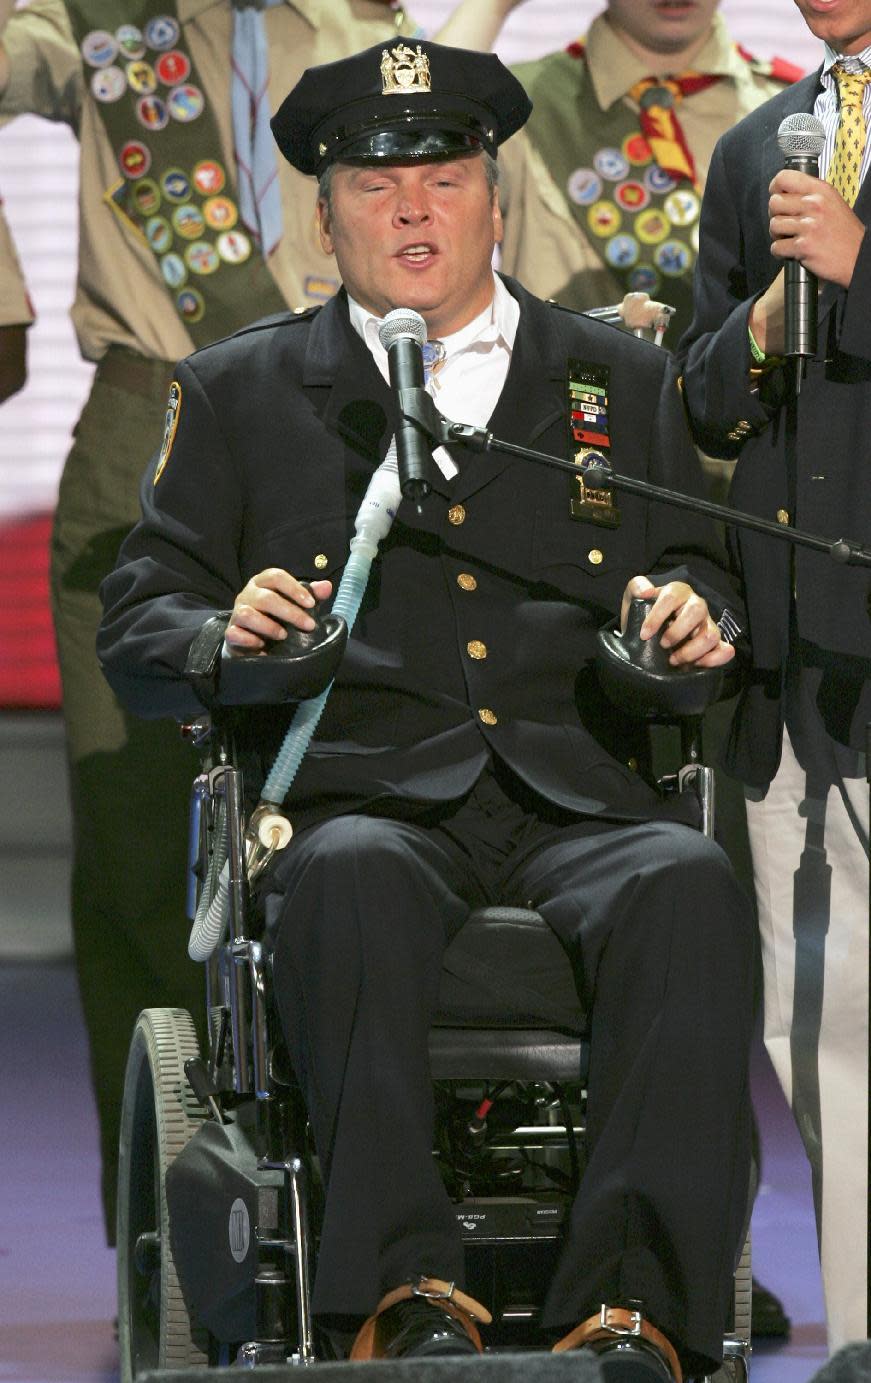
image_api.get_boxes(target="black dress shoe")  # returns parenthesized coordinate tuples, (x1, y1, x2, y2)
(373, 1297, 481, 1358)
(751, 1278, 791, 1340)
(553, 1307, 680, 1382)
(588, 1336, 677, 1382)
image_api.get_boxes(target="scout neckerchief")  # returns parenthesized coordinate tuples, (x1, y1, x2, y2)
(67, 0, 288, 346)
(524, 41, 722, 336)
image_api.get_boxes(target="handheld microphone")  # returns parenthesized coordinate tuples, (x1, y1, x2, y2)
(776, 113, 826, 362)
(378, 307, 432, 509)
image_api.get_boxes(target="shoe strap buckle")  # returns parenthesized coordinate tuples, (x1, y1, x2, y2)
(411, 1275, 456, 1304)
(599, 1305, 643, 1337)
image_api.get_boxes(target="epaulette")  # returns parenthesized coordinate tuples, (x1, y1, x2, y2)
(736, 44, 804, 85)
(232, 305, 320, 338)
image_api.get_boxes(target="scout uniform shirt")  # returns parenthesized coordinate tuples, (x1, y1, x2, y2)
(0, 0, 416, 363)
(0, 198, 34, 325)
(498, 11, 800, 342)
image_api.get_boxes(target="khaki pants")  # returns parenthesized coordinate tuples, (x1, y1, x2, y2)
(50, 349, 203, 1242)
(747, 725, 869, 1352)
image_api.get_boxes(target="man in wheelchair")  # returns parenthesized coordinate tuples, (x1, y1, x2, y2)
(98, 39, 755, 1383)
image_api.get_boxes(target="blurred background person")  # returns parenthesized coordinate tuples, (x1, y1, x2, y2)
(498, 0, 803, 348)
(677, 0, 871, 1351)
(0, 0, 517, 1247)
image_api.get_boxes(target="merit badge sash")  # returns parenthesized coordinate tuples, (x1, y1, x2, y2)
(567, 359, 620, 529)
(523, 49, 702, 341)
(68, 0, 288, 346)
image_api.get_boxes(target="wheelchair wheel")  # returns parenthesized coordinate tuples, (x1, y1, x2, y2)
(117, 1008, 210, 1381)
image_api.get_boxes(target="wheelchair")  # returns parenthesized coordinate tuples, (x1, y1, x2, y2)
(114, 596, 753, 1383)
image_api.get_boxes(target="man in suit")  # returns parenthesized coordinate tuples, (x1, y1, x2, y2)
(99, 40, 755, 1381)
(677, 0, 871, 1351)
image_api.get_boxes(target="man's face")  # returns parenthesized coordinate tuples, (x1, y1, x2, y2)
(792, 0, 871, 53)
(317, 154, 503, 337)
(605, 0, 720, 55)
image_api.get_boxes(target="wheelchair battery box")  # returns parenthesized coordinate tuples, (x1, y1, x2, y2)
(165, 1112, 285, 1343)
(454, 1195, 566, 1243)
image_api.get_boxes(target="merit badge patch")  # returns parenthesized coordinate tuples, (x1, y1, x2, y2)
(154, 380, 181, 484)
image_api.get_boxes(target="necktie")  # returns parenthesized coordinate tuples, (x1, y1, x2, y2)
(231, 0, 284, 257)
(422, 339, 446, 389)
(627, 72, 723, 184)
(828, 63, 871, 208)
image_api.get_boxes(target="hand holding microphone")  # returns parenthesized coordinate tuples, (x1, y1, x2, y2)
(774, 113, 826, 361)
(756, 114, 866, 371)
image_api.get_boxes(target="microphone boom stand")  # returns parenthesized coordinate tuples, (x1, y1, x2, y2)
(400, 386, 871, 569)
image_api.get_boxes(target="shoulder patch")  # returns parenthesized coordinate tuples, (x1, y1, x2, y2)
(154, 380, 181, 485)
(736, 44, 804, 85)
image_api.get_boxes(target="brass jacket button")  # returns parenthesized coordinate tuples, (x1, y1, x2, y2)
(448, 504, 466, 525)
(314, 553, 329, 569)
(588, 548, 604, 565)
(478, 707, 498, 725)
(776, 509, 790, 526)
(467, 640, 487, 659)
(457, 572, 477, 591)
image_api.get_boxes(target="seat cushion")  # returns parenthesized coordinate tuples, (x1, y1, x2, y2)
(434, 907, 586, 1034)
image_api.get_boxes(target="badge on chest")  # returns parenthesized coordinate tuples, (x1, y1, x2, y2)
(567, 358, 620, 529)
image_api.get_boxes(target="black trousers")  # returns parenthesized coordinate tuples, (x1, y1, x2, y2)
(265, 766, 755, 1374)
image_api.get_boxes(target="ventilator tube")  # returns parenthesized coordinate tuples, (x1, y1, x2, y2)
(188, 450, 402, 961)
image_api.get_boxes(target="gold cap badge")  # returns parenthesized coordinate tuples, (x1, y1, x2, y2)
(381, 43, 431, 96)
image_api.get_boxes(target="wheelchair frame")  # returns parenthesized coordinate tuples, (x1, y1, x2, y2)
(115, 708, 752, 1382)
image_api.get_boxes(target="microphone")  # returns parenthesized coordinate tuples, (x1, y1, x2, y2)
(776, 113, 826, 363)
(378, 307, 432, 509)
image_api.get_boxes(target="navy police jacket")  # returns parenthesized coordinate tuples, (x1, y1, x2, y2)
(98, 276, 742, 830)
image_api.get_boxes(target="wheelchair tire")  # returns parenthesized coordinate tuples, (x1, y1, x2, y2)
(117, 1008, 210, 1381)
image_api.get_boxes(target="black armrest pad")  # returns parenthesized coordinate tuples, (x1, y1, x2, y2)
(595, 597, 724, 719)
(183, 603, 349, 708)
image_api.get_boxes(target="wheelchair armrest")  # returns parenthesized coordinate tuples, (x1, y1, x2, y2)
(595, 596, 724, 721)
(183, 596, 348, 708)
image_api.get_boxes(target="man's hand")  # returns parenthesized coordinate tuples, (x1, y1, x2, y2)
(225, 570, 332, 653)
(768, 168, 866, 288)
(620, 576, 735, 669)
(432, 0, 529, 50)
(619, 291, 675, 338)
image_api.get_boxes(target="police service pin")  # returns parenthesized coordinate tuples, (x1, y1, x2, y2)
(570, 450, 621, 528)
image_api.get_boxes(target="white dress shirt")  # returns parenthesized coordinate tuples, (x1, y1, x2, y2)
(348, 272, 520, 479)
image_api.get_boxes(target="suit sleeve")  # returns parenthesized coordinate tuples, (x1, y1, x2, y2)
(676, 138, 782, 459)
(642, 351, 746, 644)
(837, 228, 871, 360)
(97, 357, 246, 720)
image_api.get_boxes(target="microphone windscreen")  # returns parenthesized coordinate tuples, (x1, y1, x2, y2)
(809, 1342, 871, 1383)
(777, 112, 826, 159)
(378, 307, 427, 350)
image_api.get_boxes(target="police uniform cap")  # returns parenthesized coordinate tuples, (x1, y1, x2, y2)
(271, 40, 532, 178)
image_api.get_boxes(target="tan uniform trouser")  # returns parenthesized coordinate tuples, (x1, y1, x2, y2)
(746, 726, 869, 1352)
(50, 348, 202, 1243)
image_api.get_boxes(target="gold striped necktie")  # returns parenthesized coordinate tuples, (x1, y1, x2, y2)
(828, 62, 871, 207)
